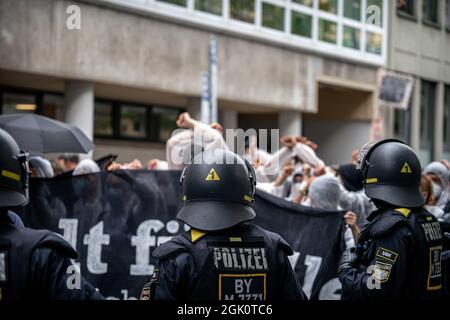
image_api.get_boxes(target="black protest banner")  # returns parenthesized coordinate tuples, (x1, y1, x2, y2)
(20, 170, 345, 300)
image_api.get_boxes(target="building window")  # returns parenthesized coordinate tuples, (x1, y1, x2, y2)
(420, 80, 437, 164)
(1, 92, 37, 114)
(157, 0, 187, 7)
(94, 102, 114, 137)
(319, 0, 338, 14)
(397, 0, 415, 16)
(343, 26, 360, 49)
(366, 32, 382, 55)
(230, 0, 255, 24)
(366, 0, 383, 27)
(151, 107, 180, 142)
(423, 0, 439, 24)
(94, 100, 183, 142)
(344, 0, 361, 21)
(262, 2, 285, 31)
(42, 94, 64, 120)
(291, 11, 312, 38)
(292, 0, 313, 7)
(318, 19, 337, 44)
(120, 105, 147, 139)
(195, 0, 222, 16)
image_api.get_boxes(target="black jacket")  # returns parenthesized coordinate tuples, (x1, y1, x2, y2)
(339, 206, 443, 300)
(141, 223, 307, 301)
(0, 213, 104, 300)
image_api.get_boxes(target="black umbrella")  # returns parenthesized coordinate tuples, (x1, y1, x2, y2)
(0, 114, 94, 154)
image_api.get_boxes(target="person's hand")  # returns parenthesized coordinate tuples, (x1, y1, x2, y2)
(147, 159, 160, 170)
(210, 122, 224, 134)
(107, 162, 122, 172)
(252, 157, 262, 169)
(280, 136, 296, 149)
(282, 164, 294, 178)
(314, 164, 326, 177)
(126, 159, 143, 170)
(305, 141, 318, 150)
(344, 212, 357, 228)
(295, 136, 308, 144)
(351, 149, 359, 164)
(441, 159, 450, 170)
(294, 136, 318, 150)
(176, 112, 196, 129)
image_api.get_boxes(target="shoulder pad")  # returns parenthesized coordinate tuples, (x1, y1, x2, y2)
(370, 209, 409, 238)
(152, 235, 189, 260)
(277, 236, 294, 256)
(35, 231, 78, 259)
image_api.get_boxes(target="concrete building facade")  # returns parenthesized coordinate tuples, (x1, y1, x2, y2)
(384, 0, 450, 165)
(0, 0, 388, 164)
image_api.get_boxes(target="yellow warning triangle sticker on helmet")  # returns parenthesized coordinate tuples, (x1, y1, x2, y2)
(401, 162, 412, 174)
(205, 168, 220, 181)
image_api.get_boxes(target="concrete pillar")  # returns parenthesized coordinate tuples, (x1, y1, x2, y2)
(64, 80, 94, 159)
(278, 110, 302, 137)
(410, 79, 421, 152)
(434, 82, 445, 161)
(64, 80, 94, 140)
(186, 98, 202, 121)
(220, 109, 238, 129)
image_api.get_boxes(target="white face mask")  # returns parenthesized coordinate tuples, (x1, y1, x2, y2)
(431, 181, 442, 199)
(300, 197, 311, 207)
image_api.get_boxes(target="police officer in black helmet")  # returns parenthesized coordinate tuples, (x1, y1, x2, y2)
(0, 128, 103, 300)
(338, 139, 443, 299)
(140, 149, 307, 300)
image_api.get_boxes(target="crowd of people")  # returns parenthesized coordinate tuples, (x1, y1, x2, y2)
(28, 111, 450, 251)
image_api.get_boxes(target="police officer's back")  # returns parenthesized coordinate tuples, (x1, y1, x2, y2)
(141, 149, 306, 300)
(338, 139, 443, 299)
(0, 129, 103, 300)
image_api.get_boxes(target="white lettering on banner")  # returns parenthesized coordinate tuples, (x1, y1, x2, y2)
(302, 255, 323, 299)
(318, 278, 342, 300)
(59, 219, 78, 249)
(83, 222, 110, 274)
(130, 219, 180, 276)
(290, 253, 340, 300)
(55, 218, 338, 299)
(288, 251, 300, 269)
(130, 220, 164, 276)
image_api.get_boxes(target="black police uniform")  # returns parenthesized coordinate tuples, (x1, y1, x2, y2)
(0, 128, 103, 300)
(0, 212, 103, 300)
(338, 139, 443, 300)
(339, 206, 443, 299)
(141, 223, 306, 300)
(140, 148, 306, 301)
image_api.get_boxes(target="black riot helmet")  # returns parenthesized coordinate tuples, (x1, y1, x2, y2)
(356, 139, 424, 208)
(0, 128, 29, 207)
(177, 149, 256, 232)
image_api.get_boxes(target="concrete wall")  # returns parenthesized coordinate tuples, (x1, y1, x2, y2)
(387, 2, 450, 82)
(0, 0, 378, 113)
(303, 119, 371, 165)
(386, 0, 450, 160)
(93, 138, 165, 163)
